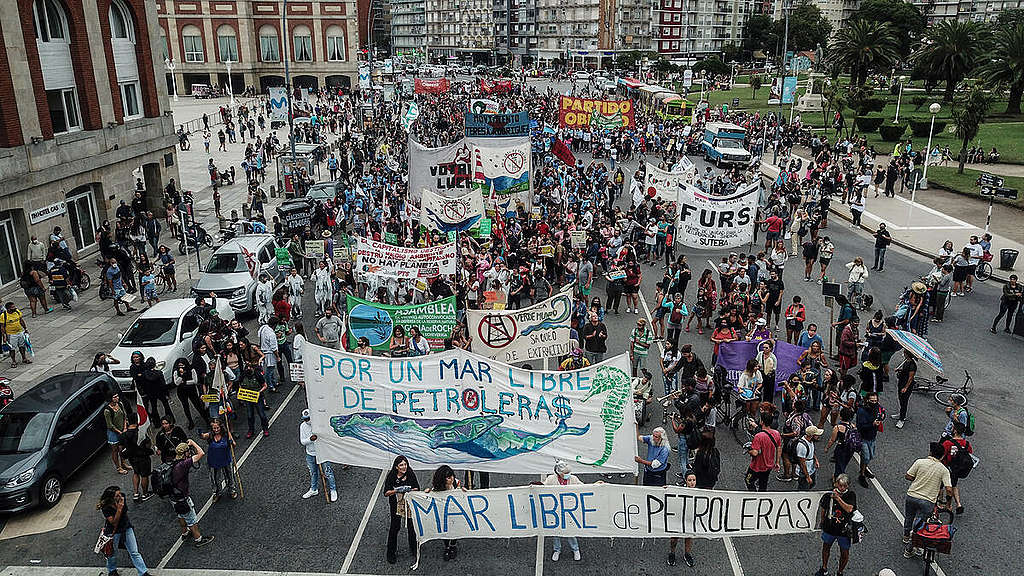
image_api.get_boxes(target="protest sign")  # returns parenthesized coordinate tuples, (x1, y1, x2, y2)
(466, 292, 573, 363)
(539, 245, 554, 257)
(480, 78, 513, 94)
(201, 394, 220, 403)
(290, 363, 305, 382)
(469, 98, 499, 114)
(275, 247, 292, 269)
(406, 484, 822, 544)
(384, 231, 398, 244)
(236, 388, 260, 403)
(345, 295, 456, 352)
(421, 188, 485, 234)
(676, 180, 759, 249)
(644, 162, 684, 205)
(355, 237, 457, 279)
(303, 343, 637, 473)
(465, 111, 530, 137)
(472, 137, 532, 218)
(716, 340, 806, 390)
(478, 218, 492, 237)
(306, 240, 326, 260)
(558, 96, 636, 129)
(414, 78, 450, 94)
(570, 230, 586, 249)
(408, 138, 475, 207)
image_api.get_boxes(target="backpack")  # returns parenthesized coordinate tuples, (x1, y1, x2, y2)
(843, 422, 863, 453)
(948, 441, 974, 478)
(150, 462, 178, 498)
(670, 306, 684, 324)
(961, 409, 975, 436)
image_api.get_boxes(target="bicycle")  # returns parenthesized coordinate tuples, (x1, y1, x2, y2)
(912, 370, 973, 407)
(974, 253, 993, 282)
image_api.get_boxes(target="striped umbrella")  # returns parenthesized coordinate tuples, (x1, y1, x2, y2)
(886, 329, 943, 373)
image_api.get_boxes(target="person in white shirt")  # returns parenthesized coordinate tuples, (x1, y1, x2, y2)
(258, 318, 280, 392)
(313, 261, 333, 316)
(543, 461, 582, 561)
(255, 274, 274, 324)
(285, 268, 304, 320)
(965, 236, 984, 293)
(299, 409, 336, 501)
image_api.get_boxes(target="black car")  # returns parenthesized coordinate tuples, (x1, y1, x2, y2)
(0, 373, 139, 512)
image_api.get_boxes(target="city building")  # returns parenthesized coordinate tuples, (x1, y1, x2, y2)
(534, 0, 600, 63)
(909, 0, 1023, 23)
(494, 0, 538, 64)
(156, 0, 359, 94)
(773, 0, 858, 34)
(358, 0, 392, 55)
(391, 0, 425, 57)
(682, 0, 752, 56)
(0, 0, 179, 284)
(424, 0, 494, 62)
(615, 0, 654, 53)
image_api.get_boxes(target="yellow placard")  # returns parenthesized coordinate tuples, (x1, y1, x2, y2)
(236, 388, 260, 403)
(539, 245, 554, 257)
(201, 394, 220, 403)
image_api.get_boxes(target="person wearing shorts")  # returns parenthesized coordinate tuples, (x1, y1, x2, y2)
(816, 474, 857, 576)
(171, 440, 215, 547)
(818, 237, 834, 283)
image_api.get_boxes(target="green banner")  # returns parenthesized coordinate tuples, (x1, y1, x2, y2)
(345, 295, 456, 352)
(384, 231, 398, 244)
(478, 218, 492, 237)
(275, 247, 292, 268)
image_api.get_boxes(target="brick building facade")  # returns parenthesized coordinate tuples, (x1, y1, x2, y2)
(0, 0, 179, 286)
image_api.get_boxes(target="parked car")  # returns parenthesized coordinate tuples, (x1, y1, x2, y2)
(191, 234, 283, 315)
(0, 373, 149, 512)
(191, 84, 219, 99)
(572, 71, 592, 81)
(108, 298, 235, 391)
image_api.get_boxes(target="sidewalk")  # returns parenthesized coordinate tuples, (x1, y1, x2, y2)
(0, 98, 289, 395)
(761, 154, 1024, 280)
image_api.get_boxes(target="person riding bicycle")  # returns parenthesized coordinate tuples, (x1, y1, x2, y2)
(844, 257, 869, 306)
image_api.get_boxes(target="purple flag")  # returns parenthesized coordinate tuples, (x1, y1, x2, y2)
(715, 340, 808, 391)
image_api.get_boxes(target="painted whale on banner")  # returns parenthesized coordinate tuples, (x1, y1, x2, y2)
(329, 413, 589, 463)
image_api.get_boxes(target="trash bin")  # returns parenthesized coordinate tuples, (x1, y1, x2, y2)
(1000, 248, 1019, 270)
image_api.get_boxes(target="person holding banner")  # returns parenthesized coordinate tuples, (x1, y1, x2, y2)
(426, 465, 462, 561)
(543, 461, 583, 561)
(636, 428, 671, 487)
(383, 455, 419, 564)
(816, 474, 858, 576)
(667, 472, 700, 568)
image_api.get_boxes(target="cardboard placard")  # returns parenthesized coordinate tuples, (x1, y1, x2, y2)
(236, 388, 260, 403)
(289, 362, 304, 382)
(201, 394, 220, 403)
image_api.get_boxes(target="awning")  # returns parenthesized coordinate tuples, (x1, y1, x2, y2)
(617, 77, 644, 88)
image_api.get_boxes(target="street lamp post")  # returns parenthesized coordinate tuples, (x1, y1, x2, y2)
(164, 57, 178, 102)
(893, 76, 906, 124)
(225, 59, 236, 110)
(908, 102, 941, 226)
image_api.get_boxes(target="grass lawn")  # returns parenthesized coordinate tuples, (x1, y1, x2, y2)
(926, 166, 1024, 208)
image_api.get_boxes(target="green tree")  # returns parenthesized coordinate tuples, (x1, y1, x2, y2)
(912, 20, 986, 103)
(751, 74, 763, 98)
(979, 23, 1024, 114)
(951, 88, 992, 174)
(722, 42, 743, 65)
(742, 15, 779, 56)
(828, 20, 900, 87)
(995, 8, 1024, 27)
(694, 57, 730, 77)
(850, 0, 926, 58)
(774, 0, 833, 54)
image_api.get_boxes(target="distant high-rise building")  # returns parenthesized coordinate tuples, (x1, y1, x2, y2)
(909, 0, 1023, 23)
(424, 0, 494, 62)
(391, 0, 426, 56)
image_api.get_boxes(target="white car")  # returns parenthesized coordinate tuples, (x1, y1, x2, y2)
(108, 299, 235, 391)
(572, 71, 591, 81)
(191, 235, 283, 314)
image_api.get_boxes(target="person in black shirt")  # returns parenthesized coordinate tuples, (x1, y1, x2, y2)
(817, 474, 857, 576)
(872, 223, 891, 271)
(119, 421, 155, 502)
(97, 485, 152, 575)
(155, 415, 188, 464)
(383, 455, 420, 564)
(991, 274, 1022, 334)
(765, 270, 785, 331)
(894, 349, 918, 428)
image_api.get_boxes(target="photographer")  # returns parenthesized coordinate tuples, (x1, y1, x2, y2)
(170, 440, 215, 547)
(670, 380, 702, 483)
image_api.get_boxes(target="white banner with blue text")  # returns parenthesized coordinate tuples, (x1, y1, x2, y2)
(303, 343, 637, 473)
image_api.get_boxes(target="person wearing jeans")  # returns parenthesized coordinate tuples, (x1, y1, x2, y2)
(991, 275, 1022, 333)
(543, 461, 582, 561)
(99, 486, 151, 576)
(902, 443, 953, 557)
(872, 223, 891, 271)
(300, 409, 336, 501)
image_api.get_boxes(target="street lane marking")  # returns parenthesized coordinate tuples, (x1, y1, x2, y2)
(156, 383, 302, 570)
(534, 533, 545, 576)
(637, 288, 743, 576)
(339, 468, 388, 574)
(2, 567, 407, 576)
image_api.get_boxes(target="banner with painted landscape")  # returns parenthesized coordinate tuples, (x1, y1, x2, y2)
(466, 292, 573, 363)
(465, 111, 530, 138)
(470, 137, 532, 218)
(303, 344, 637, 473)
(345, 295, 456, 353)
(676, 181, 759, 249)
(355, 237, 457, 279)
(558, 96, 636, 129)
(407, 138, 475, 207)
(407, 483, 823, 543)
(421, 188, 485, 234)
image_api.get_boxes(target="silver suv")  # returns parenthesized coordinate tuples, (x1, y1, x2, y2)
(191, 234, 282, 314)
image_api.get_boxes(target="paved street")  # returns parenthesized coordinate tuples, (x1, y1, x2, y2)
(1, 90, 1021, 576)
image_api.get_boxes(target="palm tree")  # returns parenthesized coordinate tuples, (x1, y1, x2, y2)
(951, 88, 991, 174)
(979, 23, 1024, 114)
(827, 20, 900, 87)
(751, 74, 763, 98)
(913, 20, 986, 103)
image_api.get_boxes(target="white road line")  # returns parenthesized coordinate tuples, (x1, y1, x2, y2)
(156, 384, 302, 570)
(852, 454, 947, 576)
(534, 534, 545, 576)
(339, 468, 388, 574)
(637, 289, 744, 576)
(2, 567, 405, 576)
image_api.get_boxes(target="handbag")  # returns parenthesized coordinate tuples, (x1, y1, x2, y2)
(94, 529, 114, 556)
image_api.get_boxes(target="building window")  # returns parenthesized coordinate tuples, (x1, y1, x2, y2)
(120, 82, 141, 119)
(259, 25, 280, 61)
(160, 32, 168, 60)
(47, 87, 81, 134)
(293, 25, 313, 61)
(32, 0, 67, 42)
(326, 25, 346, 61)
(182, 25, 203, 62)
(217, 25, 238, 62)
(109, 0, 135, 42)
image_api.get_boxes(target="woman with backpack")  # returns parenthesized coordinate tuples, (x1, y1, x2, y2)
(824, 406, 860, 480)
(778, 399, 814, 482)
(941, 421, 973, 515)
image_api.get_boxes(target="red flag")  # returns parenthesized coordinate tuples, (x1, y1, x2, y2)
(551, 138, 576, 166)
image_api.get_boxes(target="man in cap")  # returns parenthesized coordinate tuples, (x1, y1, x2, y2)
(796, 425, 824, 490)
(171, 439, 215, 547)
(300, 409, 337, 501)
(543, 461, 582, 561)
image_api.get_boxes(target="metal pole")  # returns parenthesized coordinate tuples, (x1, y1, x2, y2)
(908, 112, 935, 227)
(894, 79, 903, 124)
(283, 0, 296, 166)
(226, 60, 235, 109)
(985, 197, 994, 233)
(774, 0, 789, 165)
